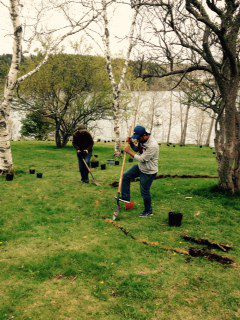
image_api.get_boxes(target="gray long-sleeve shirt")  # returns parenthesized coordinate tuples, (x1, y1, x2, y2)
(134, 135, 159, 174)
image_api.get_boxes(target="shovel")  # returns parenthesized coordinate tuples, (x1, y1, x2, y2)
(113, 125, 134, 220)
(81, 156, 101, 187)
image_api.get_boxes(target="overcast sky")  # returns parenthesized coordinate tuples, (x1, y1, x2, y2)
(0, 1, 134, 57)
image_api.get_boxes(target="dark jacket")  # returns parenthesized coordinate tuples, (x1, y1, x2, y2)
(72, 129, 94, 152)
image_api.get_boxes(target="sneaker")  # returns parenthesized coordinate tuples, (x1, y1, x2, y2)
(139, 211, 153, 218)
(82, 180, 89, 184)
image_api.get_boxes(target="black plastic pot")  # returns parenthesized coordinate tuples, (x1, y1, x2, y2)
(107, 159, 115, 166)
(6, 173, 14, 181)
(168, 212, 183, 227)
(173, 145, 176, 147)
(29, 169, 35, 174)
(37, 173, 43, 178)
(101, 164, 106, 170)
(213, 152, 216, 154)
(91, 161, 99, 168)
(199, 145, 203, 148)
(128, 158, 133, 163)
(115, 160, 120, 166)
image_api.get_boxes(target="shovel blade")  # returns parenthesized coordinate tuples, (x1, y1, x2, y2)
(92, 181, 101, 186)
(112, 211, 119, 221)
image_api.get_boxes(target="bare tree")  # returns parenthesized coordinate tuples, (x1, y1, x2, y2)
(134, 0, 240, 193)
(101, 0, 139, 156)
(0, 0, 101, 173)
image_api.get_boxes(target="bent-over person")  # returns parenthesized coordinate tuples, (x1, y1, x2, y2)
(72, 125, 94, 183)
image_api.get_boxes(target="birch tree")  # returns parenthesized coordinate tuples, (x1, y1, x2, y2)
(102, 0, 139, 156)
(0, 0, 101, 174)
(0, 0, 22, 174)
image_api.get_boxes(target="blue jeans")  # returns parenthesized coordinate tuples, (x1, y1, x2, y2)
(77, 152, 92, 182)
(122, 165, 157, 212)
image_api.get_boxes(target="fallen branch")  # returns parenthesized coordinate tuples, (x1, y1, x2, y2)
(105, 219, 235, 266)
(182, 235, 232, 252)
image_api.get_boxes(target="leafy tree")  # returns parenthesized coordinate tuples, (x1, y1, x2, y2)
(21, 111, 52, 140)
(18, 54, 112, 147)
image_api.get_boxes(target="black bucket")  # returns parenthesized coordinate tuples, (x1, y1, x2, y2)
(91, 161, 99, 168)
(6, 173, 14, 181)
(168, 212, 183, 227)
(29, 169, 35, 174)
(101, 164, 106, 170)
(115, 160, 120, 166)
(37, 173, 43, 178)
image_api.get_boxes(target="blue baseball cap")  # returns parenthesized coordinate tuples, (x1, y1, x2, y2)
(131, 125, 148, 140)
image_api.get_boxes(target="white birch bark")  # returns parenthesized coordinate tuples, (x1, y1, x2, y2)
(0, 0, 22, 173)
(102, 0, 139, 156)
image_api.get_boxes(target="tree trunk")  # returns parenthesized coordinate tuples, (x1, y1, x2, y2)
(167, 91, 173, 144)
(196, 110, 205, 146)
(215, 84, 240, 194)
(113, 100, 121, 157)
(55, 126, 70, 148)
(180, 105, 190, 146)
(0, 0, 22, 174)
(0, 102, 14, 174)
(205, 113, 215, 147)
(55, 124, 63, 148)
(61, 134, 70, 148)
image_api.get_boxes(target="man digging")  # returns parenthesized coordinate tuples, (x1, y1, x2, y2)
(72, 124, 94, 184)
(122, 125, 159, 218)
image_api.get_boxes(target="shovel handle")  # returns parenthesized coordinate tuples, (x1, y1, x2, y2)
(117, 125, 134, 194)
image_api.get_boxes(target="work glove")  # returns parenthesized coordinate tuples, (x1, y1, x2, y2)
(78, 149, 88, 157)
(126, 137, 132, 144)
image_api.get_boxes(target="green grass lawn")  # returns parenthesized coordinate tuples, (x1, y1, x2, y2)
(0, 141, 239, 320)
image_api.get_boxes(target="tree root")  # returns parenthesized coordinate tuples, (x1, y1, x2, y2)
(105, 219, 235, 266)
